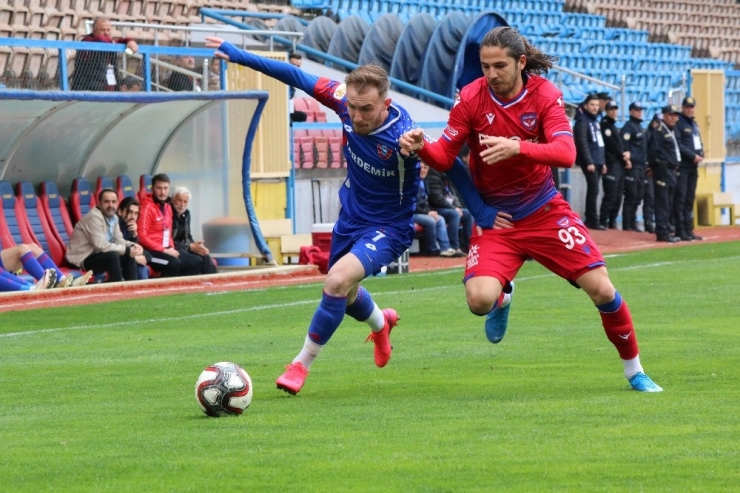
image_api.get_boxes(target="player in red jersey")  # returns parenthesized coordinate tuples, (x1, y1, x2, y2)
(400, 27, 662, 392)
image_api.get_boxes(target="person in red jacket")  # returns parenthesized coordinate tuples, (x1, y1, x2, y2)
(70, 17, 138, 91)
(137, 173, 181, 277)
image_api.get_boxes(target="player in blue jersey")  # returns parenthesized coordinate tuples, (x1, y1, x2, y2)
(207, 37, 501, 395)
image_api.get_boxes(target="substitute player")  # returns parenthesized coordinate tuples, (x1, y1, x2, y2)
(399, 27, 662, 392)
(206, 37, 499, 395)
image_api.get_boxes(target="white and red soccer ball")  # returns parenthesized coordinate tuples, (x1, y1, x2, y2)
(195, 362, 253, 417)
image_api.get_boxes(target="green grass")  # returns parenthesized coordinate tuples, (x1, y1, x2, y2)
(1, 242, 739, 492)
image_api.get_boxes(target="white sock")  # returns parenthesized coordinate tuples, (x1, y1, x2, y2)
(367, 304, 385, 332)
(500, 291, 512, 309)
(293, 335, 324, 370)
(623, 355, 644, 379)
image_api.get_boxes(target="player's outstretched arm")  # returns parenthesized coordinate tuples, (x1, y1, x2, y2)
(205, 36, 319, 95)
(444, 158, 512, 229)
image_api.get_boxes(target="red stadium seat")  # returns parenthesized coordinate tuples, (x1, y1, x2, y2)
(116, 175, 136, 202)
(69, 177, 95, 225)
(39, 180, 74, 252)
(14, 181, 66, 267)
(0, 180, 21, 249)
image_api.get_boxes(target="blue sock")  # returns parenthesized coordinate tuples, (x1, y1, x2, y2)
(21, 252, 45, 280)
(345, 286, 375, 322)
(307, 291, 347, 345)
(596, 291, 623, 313)
(37, 253, 63, 280)
(0, 270, 31, 291)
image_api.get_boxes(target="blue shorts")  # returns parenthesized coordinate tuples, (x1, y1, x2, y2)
(329, 214, 414, 277)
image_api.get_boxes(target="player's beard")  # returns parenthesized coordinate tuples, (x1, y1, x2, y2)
(488, 71, 519, 99)
(352, 122, 371, 135)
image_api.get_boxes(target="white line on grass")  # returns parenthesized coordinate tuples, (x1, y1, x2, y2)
(4, 255, 739, 339)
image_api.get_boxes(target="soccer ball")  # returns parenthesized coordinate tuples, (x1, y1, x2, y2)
(195, 362, 253, 417)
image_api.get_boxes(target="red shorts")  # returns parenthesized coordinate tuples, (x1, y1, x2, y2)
(464, 195, 605, 286)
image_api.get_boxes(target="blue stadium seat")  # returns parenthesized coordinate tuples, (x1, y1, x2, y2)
(116, 175, 136, 202)
(39, 180, 73, 252)
(69, 177, 94, 225)
(14, 181, 66, 267)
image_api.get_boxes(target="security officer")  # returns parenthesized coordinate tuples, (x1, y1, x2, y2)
(574, 93, 606, 230)
(621, 102, 648, 232)
(647, 105, 682, 242)
(673, 96, 705, 241)
(600, 101, 630, 229)
(643, 114, 662, 233)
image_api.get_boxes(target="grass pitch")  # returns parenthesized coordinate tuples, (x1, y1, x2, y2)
(1, 242, 739, 492)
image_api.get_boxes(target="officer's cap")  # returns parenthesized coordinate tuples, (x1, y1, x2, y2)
(628, 101, 643, 111)
(682, 96, 696, 107)
(605, 101, 618, 110)
(661, 104, 680, 115)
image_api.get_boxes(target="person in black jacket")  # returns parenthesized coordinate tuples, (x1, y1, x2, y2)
(164, 56, 198, 92)
(117, 196, 151, 280)
(172, 187, 218, 275)
(412, 164, 455, 257)
(647, 105, 682, 242)
(620, 102, 648, 232)
(70, 17, 138, 91)
(574, 94, 606, 230)
(425, 166, 472, 256)
(600, 101, 631, 229)
(673, 96, 705, 241)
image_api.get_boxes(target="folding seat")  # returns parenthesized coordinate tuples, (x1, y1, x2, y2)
(298, 137, 314, 169)
(0, 181, 23, 249)
(293, 97, 309, 113)
(139, 174, 152, 202)
(14, 181, 67, 267)
(69, 177, 95, 225)
(328, 135, 343, 169)
(314, 136, 329, 169)
(39, 181, 74, 252)
(116, 175, 136, 202)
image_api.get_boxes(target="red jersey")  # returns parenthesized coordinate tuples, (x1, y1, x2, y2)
(419, 74, 576, 220)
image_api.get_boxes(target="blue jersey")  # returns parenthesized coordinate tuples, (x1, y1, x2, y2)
(217, 43, 421, 241)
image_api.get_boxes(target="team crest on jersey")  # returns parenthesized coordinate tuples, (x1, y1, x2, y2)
(557, 216, 570, 228)
(520, 112, 537, 131)
(377, 143, 394, 160)
(333, 84, 346, 100)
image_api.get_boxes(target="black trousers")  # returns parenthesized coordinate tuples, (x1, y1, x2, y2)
(147, 250, 182, 277)
(599, 161, 623, 228)
(622, 165, 646, 230)
(673, 166, 699, 236)
(82, 251, 137, 282)
(176, 246, 217, 276)
(653, 166, 677, 239)
(643, 174, 655, 226)
(582, 165, 603, 227)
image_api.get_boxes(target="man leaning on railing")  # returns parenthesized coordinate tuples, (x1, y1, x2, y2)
(70, 17, 139, 91)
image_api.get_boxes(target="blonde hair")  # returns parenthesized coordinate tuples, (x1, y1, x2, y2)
(345, 64, 390, 98)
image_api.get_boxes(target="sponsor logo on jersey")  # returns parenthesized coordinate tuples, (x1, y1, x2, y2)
(333, 83, 346, 100)
(377, 144, 394, 160)
(343, 123, 353, 134)
(348, 144, 397, 177)
(557, 217, 570, 228)
(485, 113, 495, 125)
(520, 112, 537, 131)
(479, 132, 539, 146)
(445, 126, 459, 137)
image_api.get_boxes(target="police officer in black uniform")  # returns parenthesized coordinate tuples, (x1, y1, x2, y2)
(574, 94, 607, 230)
(621, 102, 648, 232)
(600, 101, 630, 228)
(673, 96, 705, 241)
(648, 105, 682, 242)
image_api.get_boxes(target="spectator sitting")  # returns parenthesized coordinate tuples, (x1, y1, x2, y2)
(70, 17, 138, 91)
(66, 189, 143, 282)
(137, 174, 181, 277)
(1, 240, 90, 288)
(171, 187, 218, 275)
(208, 58, 221, 91)
(0, 266, 56, 292)
(165, 55, 199, 92)
(120, 76, 141, 92)
(425, 160, 472, 256)
(413, 163, 456, 257)
(117, 196, 150, 280)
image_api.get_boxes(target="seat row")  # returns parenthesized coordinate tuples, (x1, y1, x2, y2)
(0, 175, 152, 275)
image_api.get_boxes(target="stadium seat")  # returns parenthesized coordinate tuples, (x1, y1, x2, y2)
(0, 180, 22, 249)
(69, 177, 95, 225)
(116, 175, 136, 202)
(14, 181, 67, 267)
(95, 176, 115, 202)
(39, 180, 74, 253)
(139, 174, 152, 202)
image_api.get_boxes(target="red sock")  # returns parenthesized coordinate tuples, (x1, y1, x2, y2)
(599, 298, 639, 360)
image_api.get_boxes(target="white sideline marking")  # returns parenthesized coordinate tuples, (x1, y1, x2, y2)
(4, 256, 738, 339)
